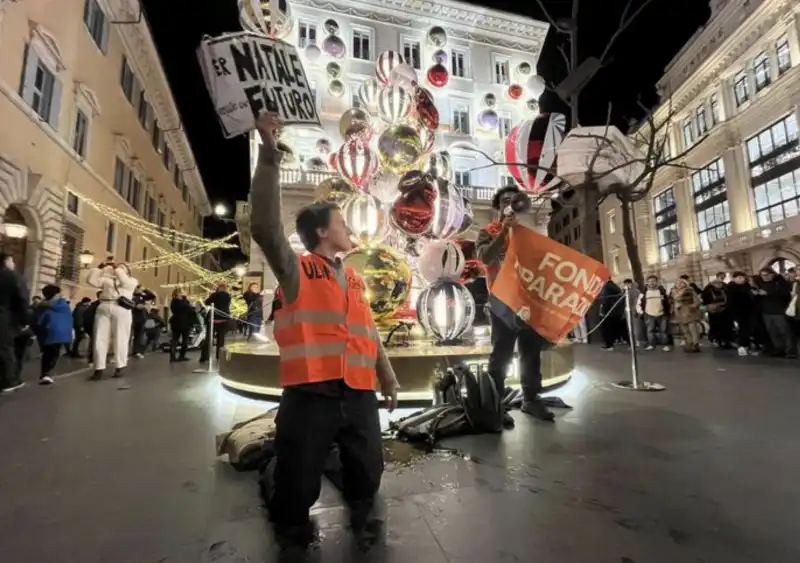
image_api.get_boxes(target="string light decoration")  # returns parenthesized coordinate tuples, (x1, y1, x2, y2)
(71, 191, 239, 248)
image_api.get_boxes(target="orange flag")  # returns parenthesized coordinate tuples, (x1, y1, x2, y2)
(490, 225, 610, 343)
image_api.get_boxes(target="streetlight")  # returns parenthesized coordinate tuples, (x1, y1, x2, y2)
(2, 221, 28, 239)
(213, 203, 228, 217)
(79, 250, 95, 269)
(234, 264, 247, 278)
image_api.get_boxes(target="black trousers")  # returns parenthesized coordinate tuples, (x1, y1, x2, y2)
(70, 329, 86, 357)
(600, 315, 623, 348)
(131, 321, 146, 355)
(708, 311, 733, 345)
(487, 310, 543, 402)
(170, 327, 190, 360)
(40, 343, 61, 378)
(0, 318, 18, 388)
(733, 315, 753, 348)
(268, 386, 383, 543)
(199, 322, 227, 361)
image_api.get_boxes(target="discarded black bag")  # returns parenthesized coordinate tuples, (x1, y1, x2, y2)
(390, 364, 513, 445)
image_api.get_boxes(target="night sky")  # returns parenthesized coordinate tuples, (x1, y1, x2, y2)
(141, 0, 710, 252)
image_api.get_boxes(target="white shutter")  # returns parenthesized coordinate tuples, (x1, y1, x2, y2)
(20, 45, 39, 106)
(48, 78, 63, 131)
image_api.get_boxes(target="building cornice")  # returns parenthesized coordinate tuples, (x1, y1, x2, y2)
(656, 0, 795, 118)
(291, 0, 549, 52)
(103, 0, 211, 215)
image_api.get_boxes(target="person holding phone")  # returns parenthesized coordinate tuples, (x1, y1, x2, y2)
(86, 257, 139, 386)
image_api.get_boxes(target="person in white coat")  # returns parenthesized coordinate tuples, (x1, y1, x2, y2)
(86, 258, 138, 384)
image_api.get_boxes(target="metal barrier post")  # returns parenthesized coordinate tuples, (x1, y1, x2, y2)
(612, 287, 665, 392)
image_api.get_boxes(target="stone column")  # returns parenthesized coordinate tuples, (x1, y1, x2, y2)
(674, 175, 700, 254)
(787, 11, 800, 65)
(722, 142, 755, 234)
(634, 199, 657, 267)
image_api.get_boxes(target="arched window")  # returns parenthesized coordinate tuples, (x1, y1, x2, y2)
(770, 257, 796, 274)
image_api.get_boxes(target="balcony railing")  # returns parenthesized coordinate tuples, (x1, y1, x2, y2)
(278, 168, 499, 203)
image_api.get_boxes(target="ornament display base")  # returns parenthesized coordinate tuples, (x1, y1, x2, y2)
(217, 340, 575, 404)
(611, 381, 666, 392)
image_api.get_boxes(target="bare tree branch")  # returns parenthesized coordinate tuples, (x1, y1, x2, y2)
(531, 0, 563, 36)
(597, 0, 657, 68)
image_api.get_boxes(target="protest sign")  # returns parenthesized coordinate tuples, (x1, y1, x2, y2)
(490, 225, 610, 343)
(197, 31, 320, 138)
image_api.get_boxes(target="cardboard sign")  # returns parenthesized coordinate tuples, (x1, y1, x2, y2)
(197, 31, 320, 138)
(490, 225, 610, 343)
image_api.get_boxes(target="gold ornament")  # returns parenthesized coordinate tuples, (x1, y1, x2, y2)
(344, 244, 411, 321)
(313, 177, 356, 204)
(377, 124, 422, 174)
(339, 108, 372, 141)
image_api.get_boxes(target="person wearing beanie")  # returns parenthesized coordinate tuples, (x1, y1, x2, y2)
(35, 284, 73, 385)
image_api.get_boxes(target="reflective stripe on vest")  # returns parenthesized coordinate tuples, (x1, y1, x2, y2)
(273, 254, 379, 390)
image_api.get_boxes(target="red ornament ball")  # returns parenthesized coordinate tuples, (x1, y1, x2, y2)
(507, 84, 523, 100)
(426, 64, 449, 88)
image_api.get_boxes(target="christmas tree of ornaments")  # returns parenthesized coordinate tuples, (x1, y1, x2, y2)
(238, 3, 556, 345)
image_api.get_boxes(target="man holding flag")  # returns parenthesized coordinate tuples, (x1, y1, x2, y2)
(476, 185, 555, 422)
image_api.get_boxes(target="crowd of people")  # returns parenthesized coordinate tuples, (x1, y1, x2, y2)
(598, 268, 800, 357)
(0, 249, 268, 393)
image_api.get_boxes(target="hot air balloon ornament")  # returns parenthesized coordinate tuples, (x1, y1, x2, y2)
(333, 138, 379, 188)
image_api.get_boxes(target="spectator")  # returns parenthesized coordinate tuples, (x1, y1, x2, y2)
(200, 282, 232, 363)
(131, 286, 156, 359)
(679, 274, 702, 294)
(636, 275, 671, 352)
(70, 297, 92, 358)
(242, 282, 263, 340)
(702, 272, 732, 348)
(83, 292, 101, 364)
(169, 288, 195, 362)
(753, 267, 795, 358)
(143, 307, 165, 352)
(599, 280, 624, 351)
(0, 253, 30, 392)
(34, 284, 73, 385)
(727, 272, 758, 356)
(672, 278, 702, 353)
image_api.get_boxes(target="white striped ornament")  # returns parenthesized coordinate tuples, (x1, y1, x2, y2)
(376, 50, 405, 86)
(377, 85, 412, 124)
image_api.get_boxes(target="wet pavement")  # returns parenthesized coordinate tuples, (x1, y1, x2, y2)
(0, 345, 798, 562)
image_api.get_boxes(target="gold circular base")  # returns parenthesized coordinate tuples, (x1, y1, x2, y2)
(218, 340, 574, 403)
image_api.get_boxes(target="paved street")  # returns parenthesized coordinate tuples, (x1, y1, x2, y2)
(0, 345, 798, 563)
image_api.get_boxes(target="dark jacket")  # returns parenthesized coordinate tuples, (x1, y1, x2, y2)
(38, 298, 73, 345)
(701, 282, 727, 312)
(637, 286, 670, 317)
(0, 265, 29, 332)
(599, 281, 624, 318)
(754, 275, 792, 315)
(72, 302, 90, 331)
(243, 290, 263, 321)
(170, 297, 196, 330)
(205, 290, 232, 323)
(726, 282, 757, 316)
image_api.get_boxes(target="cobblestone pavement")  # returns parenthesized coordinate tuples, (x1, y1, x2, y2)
(0, 345, 797, 563)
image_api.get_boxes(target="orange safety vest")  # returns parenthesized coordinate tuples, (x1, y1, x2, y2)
(482, 220, 509, 289)
(273, 253, 379, 390)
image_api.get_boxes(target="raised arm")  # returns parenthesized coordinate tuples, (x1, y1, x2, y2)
(250, 113, 300, 303)
(115, 266, 137, 291)
(87, 267, 105, 289)
(475, 226, 509, 266)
